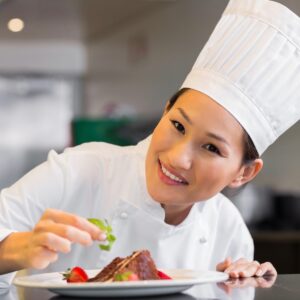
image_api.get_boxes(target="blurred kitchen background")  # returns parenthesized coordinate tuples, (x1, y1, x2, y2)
(0, 0, 300, 273)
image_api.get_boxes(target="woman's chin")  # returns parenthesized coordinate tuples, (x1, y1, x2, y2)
(149, 191, 181, 206)
(148, 188, 169, 204)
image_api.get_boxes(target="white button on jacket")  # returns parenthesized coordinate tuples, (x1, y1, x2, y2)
(120, 212, 128, 219)
(0, 136, 253, 285)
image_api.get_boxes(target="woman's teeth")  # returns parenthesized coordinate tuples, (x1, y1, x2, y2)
(161, 164, 184, 183)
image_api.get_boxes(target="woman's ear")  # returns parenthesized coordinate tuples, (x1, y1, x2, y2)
(228, 158, 263, 188)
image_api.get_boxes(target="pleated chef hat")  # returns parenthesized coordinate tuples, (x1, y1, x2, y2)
(181, 0, 300, 155)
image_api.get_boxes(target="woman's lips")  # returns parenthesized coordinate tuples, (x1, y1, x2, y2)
(157, 160, 188, 186)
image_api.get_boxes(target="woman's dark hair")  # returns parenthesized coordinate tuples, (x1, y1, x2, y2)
(166, 88, 259, 164)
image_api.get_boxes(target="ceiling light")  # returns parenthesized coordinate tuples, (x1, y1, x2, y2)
(8, 18, 24, 32)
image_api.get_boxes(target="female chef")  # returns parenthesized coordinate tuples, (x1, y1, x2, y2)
(0, 0, 299, 284)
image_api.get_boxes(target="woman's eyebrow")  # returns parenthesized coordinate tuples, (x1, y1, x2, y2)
(206, 132, 229, 146)
(177, 107, 193, 125)
(176, 107, 229, 146)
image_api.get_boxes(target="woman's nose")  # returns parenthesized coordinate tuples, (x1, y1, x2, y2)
(168, 141, 193, 170)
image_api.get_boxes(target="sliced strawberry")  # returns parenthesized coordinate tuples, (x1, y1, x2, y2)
(127, 272, 139, 281)
(157, 270, 172, 280)
(63, 266, 89, 283)
(114, 271, 139, 281)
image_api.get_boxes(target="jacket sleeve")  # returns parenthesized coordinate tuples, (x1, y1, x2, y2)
(220, 197, 254, 262)
(209, 195, 254, 270)
(0, 149, 66, 242)
(0, 149, 67, 285)
(225, 217, 254, 261)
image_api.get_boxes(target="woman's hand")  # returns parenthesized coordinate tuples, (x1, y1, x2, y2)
(25, 208, 107, 269)
(0, 208, 106, 273)
(216, 257, 277, 278)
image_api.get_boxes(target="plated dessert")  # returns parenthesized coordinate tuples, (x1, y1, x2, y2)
(63, 250, 171, 283)
(63, 220, 170, 283)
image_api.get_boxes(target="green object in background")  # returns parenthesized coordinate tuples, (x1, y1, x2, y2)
(71, 118, 133, 146)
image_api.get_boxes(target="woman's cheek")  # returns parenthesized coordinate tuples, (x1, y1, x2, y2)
(152, 125, 169, 145)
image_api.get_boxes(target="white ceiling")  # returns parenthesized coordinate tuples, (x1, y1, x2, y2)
(0, 0, 171, 41)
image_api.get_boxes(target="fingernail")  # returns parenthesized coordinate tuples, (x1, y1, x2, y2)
(98, 233, 107, 241)
(256, 269, 263, 276)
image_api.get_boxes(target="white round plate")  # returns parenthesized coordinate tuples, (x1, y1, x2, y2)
(13, 269, 228, 297)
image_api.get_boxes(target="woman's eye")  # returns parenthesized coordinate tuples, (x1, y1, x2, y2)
(204, 144, 221, 155)
(171, 120, 185, 134)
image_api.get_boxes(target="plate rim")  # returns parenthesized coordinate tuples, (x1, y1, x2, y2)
(13, 269, 228, 290)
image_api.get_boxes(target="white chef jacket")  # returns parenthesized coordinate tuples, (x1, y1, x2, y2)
(0, 136, 253, 285)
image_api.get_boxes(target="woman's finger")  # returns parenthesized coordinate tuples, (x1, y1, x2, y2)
(34, 232, 72, 253)
(29, 246, 59, 270)
(35, 220, 94, 246)
(224, 258, 248, 275)
(224, 259, 259, 278)
(216, 257, 232, 272)
(41, 208, 105, 240)
(255, 262, 277, 277)
(237, 261, 260, 278)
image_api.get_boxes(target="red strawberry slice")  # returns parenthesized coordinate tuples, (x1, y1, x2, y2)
(127, 273, 139, 281)
(157, 270, 172, 279)
(63, 266, 89, 283)
(114, 271, 140, 281)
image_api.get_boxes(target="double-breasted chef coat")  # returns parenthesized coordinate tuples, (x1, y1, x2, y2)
(0, 136, 253, 285)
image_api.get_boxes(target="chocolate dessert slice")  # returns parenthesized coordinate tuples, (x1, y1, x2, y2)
(88, 250, 160, 282)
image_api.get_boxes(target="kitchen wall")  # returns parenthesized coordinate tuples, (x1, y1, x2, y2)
(0, 41, 86, 74)
(85, 0, 225, 117)
(0, 46, 84, 184)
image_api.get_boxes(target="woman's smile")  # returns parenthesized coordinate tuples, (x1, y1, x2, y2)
(157, 159, 188, 186)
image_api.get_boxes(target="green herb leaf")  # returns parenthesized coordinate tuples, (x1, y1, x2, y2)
(107, 234, 116, 242)
(99, 244, 111, 251)
(87, 218, 116, 251)
(114, 273, 124, 281)
(88, 218, 106, 231)
(114, 271, 133, 281)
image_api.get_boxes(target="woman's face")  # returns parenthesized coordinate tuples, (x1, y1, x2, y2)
(145, 89, 247, 206)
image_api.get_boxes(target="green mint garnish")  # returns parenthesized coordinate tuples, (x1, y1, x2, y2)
(88, 218, 116, 251)
(114, 271, 133, 281)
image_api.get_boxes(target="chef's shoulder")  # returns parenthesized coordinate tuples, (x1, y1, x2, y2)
(44, 142, 140, 184)
(65, 141, 135, 155)
(62, 136, 150, 160)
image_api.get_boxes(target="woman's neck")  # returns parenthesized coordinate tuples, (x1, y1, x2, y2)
(162, 204, 193, 225)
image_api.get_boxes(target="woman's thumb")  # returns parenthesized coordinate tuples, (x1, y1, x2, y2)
(216, 257, 232, 272)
